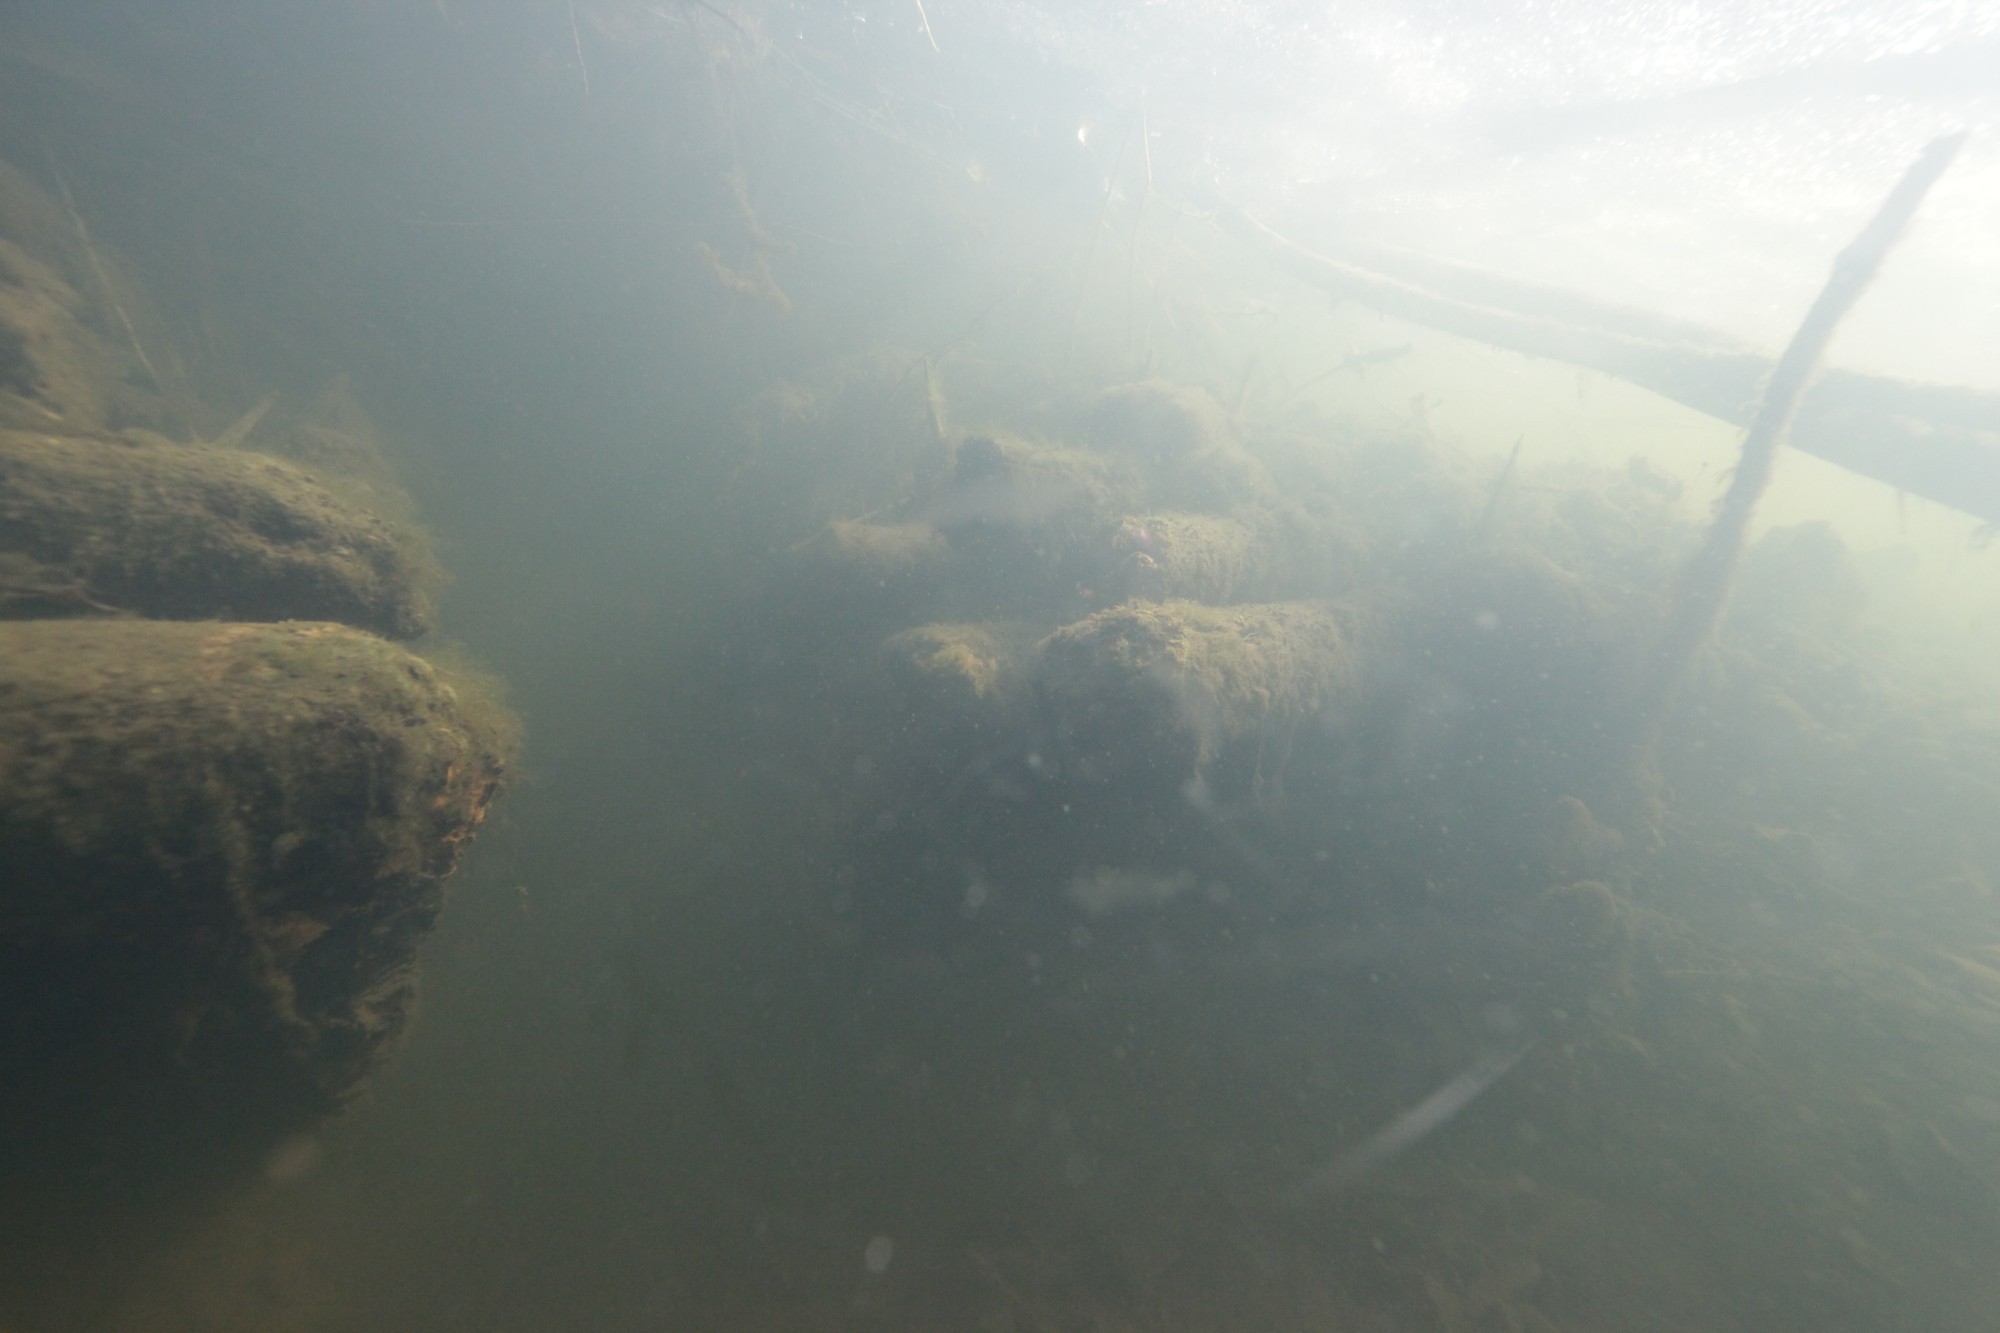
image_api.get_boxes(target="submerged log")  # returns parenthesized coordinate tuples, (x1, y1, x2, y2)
(1035, 600, 1356, 792)
(0, 618, 509, 1219)
(1102, 510, 1271, 604)
(1219, 203, 2000, 526)
(0, 428, 435, 636)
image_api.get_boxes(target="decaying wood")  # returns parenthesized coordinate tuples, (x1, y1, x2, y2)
(1217, 197, 2000, 526)
(0, 618, 510, 1214)
(0, 427, 436, 635)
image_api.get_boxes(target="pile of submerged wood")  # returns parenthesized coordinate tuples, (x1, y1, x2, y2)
(0, 162, 510, 1234)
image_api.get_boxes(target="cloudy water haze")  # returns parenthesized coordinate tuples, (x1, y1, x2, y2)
(2, 2, 1999, 1329)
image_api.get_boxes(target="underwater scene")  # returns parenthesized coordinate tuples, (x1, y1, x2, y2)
(3, 2, 2000, 1329)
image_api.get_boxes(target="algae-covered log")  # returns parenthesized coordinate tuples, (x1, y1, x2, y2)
(0, 429, 434, 636)
(880, 620, 1037, 710)
(1080, 381, 1272, 505)
(938, 430, 1129, 534)
(0, 618, 509, 1209)
(785, 518, 950, 618)
(875, 621, 1038, 748)
(917, 430, 1134, 618)
(1035, 600, 1356, 790)
(0, 234, 137, 434)
(1103, 510, 1270, 604)
(863, 622, 1042, 797)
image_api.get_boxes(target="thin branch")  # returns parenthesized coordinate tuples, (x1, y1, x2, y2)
(1627, 131, 1967, 751)
(37, 144, 206, 443)
(1473, 435, 1525, 543)
(566, 0, 591, 97)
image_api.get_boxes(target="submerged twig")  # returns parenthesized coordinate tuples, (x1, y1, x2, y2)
(41, 150, 173, 408)
(966, 1247, 1062, 1333)
(1288, 1039, 1535, 1204)
(1065, 127, 1134, 357)
(211, 392, 278, 451)
(1123, 106, 1155, 363)
(1626, 132, 1967, 754)
(1472, 435, 1524, 544)
(566, 0, 591, 97)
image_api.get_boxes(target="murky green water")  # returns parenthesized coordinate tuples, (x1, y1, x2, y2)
(3, 4, 1999, 1330)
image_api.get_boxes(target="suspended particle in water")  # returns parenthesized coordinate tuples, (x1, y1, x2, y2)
(263, 1133, 324, 1186)
(863, 1235, 896, 1275)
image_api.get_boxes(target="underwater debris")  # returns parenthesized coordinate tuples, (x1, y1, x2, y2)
(1080, 378, 1270, 508)
(0, 161, 195, 438)
(1084, 378, 1231, 465)
(1103, 509, 1270, 604)
(1289, 1036, 1536, 1201)
(735, 345, 957, 543)
(702, 271, 2000, 1321)
(0, 618, 510, 1212)
(879, 619, 1036, 706)
(695, 169, 796, 310)
(938, 429, 1127, 533)
(1034, 599, 1355, 792)
(796, 518, 949, 586)
(698, 239, 792, 311)
(0, 234, 126, 432)
(0, 427, 435, 636)
(0, 149, 514, 1281)
(1219, 146, 2000, 528)
(1630, 133, 1967, 759)
(43, 155, 174, 415)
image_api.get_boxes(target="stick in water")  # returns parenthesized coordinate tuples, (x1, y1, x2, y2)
(1627, 132, 1968, 753)
(567, 0, 590, 97)
(1288, 1038, 1535, 1203)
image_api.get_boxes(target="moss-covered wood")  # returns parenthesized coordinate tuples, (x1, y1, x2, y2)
(0, 234, 131, 434)
(1034, 600, 1357, 790)
(0, 428, 435, 635)
(0, 618, 508, 1213)
(880, 620, 1037, 709)
(1103, 510, 1270, 604)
